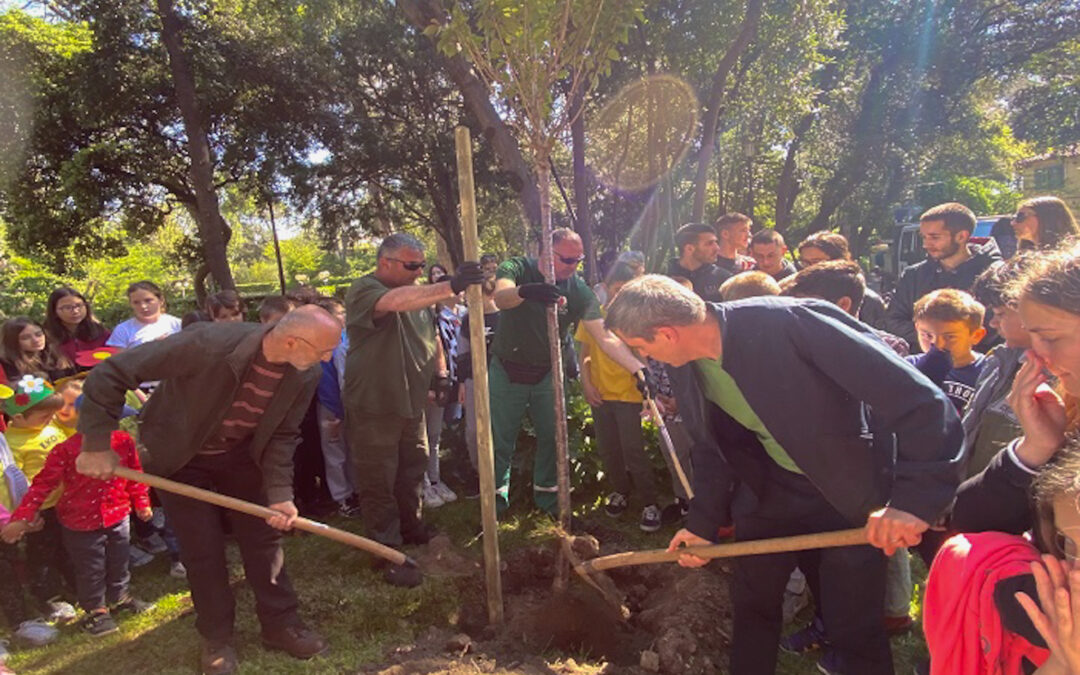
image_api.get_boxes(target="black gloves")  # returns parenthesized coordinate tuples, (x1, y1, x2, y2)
(450, 261, 485, 294)
(634, 368, 658, 400)
(431, 374, 454, 407)
(518, 282, 563, 305)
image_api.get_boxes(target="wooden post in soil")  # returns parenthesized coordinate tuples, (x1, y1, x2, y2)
(454, 127, 504, 625)
(536, 151, 573, 593)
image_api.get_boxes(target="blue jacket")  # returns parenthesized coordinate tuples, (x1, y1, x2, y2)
(669, 297, 964, 540)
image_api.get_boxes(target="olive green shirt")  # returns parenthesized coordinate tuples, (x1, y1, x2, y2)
(694, 356, 803, 475)
(491, 257, 602, 367)
(344, 274, 436, 418)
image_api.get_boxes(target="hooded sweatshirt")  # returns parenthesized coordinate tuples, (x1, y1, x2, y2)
(885, 240, 1002, 347)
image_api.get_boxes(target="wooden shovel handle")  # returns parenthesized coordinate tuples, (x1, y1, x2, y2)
(579, 527, 868, 573)
(114, 466, 411, 567)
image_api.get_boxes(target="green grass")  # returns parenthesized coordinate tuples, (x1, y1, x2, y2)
(5, 496, 930, 674)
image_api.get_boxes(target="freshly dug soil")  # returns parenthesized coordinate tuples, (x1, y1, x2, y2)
(362, 536, 733, 675)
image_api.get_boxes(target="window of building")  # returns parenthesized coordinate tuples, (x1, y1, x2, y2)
(1033, 163, 1066, 190)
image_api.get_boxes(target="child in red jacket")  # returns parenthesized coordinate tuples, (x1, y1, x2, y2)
(1, 430, 155, 637)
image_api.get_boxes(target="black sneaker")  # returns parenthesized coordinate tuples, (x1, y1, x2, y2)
(660, 498, 689, 525)
(336, 501, 362, 518)
(816, 649, 844, 675)
(781, 615, 829, 654)
(112, 595, 155, 614)
(81, 610, 119, 637)
(640, 504, 662, 532)
(604, 492, 628, 517)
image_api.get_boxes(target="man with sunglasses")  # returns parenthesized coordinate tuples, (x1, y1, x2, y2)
(343, 233, 484, 587)
(488, 228, 651, 518)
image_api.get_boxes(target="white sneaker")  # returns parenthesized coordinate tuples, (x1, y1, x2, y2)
(14, 619, 59, 646)
(45, 600, 77, 624)
(422, 484, 445, 508)
(169, 560, 187, 579)
(433, 482, 458, 503)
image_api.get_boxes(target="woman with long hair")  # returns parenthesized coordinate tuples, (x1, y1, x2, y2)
(926, 240, 1080, 674)
(42, 287, 111, 365)
(0, 317, 75, 384)
(1013, 196, 1079, 251)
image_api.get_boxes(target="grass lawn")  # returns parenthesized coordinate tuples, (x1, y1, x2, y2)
(5, 495, 930, 675)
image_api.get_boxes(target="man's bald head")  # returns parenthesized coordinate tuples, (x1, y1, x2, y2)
(266, 304, 342, 369)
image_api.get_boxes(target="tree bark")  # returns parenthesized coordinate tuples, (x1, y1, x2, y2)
(806, 62, 889, 232)
(690, 0, 764, 222)
(774, 60, 841, 234)
(155, 0, 235, 290)
(398, 0, 542, 233)
(570, 86, 595, 284)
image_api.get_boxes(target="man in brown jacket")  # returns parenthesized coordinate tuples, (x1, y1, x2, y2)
(76, 305, 341, 675)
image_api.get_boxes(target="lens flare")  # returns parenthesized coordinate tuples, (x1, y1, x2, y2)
(586, 74, 699, 193)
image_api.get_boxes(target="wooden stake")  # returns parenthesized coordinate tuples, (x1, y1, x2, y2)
(454, 126, 504, 625)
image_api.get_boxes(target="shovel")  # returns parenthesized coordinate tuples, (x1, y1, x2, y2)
(562, 527, 868, 613)
(113, 466, 417, 568)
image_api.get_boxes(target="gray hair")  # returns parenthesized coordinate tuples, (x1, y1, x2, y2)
(376, 232, 425, 260)
(605, 274, 707, 339)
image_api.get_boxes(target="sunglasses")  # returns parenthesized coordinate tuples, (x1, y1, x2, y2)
(557, 255, 585, 266)
(386, 257, 426, 271)
(1013, 212, 1031, 222)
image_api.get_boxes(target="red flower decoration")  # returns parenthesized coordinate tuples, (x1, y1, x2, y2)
(14, 393, 30, 406)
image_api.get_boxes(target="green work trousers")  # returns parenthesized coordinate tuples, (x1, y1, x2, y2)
(489, 357, 558, 515)
(349, 411, 428, 547)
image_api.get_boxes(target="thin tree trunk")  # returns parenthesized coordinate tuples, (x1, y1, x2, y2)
(399, 0, 542, 232)
(155, 0, 234, 290)
(536, 155, 571, 591)
(690, 0, 764, 222)
(570, 86, 595, 284)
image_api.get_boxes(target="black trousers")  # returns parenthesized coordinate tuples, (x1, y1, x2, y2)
(0, 543, 29, 628)
(730, 468, 892, 675)
(25, 508, 75, 605)
(159, 448, 300, 643)
(62, 519, 130, 612)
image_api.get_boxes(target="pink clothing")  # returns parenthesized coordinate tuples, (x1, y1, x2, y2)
(925, 532, 1049, 675)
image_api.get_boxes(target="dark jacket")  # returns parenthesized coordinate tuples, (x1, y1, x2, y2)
(885, 240, 1002, 347)
(666, 258, 730, 302)
(79, 322, 320, 504)
(669, 297, 964, 539)
(950, 443, 1035, 536)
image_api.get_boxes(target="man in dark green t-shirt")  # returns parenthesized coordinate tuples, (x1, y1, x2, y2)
(344, 233, 483, 587)
(490, 228, 650, 515)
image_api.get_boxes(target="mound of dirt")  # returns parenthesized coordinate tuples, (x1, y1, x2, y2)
(368, 538, 733, 675)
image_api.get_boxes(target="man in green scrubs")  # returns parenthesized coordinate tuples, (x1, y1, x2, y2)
(489, 229, 650, 516)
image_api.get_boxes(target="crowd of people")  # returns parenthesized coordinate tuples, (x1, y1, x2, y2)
(0, 194, 1078, 675)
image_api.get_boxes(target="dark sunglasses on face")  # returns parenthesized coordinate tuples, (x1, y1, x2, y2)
(558, 255, 585, 266)
(1013, 212, 1030, 222)
(387, 257, 426, 271)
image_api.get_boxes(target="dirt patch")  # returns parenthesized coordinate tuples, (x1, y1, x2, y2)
(366, 537, 733, 675)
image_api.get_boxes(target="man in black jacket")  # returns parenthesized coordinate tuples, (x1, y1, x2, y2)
(666, 222, 728, 302)
(885, 202, 1001, 348)
(605, 276, 964, 675)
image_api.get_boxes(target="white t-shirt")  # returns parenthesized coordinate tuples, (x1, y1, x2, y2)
(106, 314, 183, 349)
